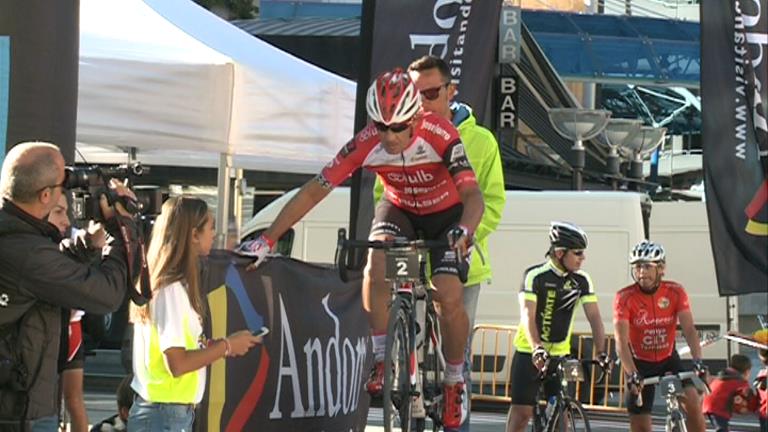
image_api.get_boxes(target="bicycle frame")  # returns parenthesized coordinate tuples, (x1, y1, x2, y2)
(336, 228, 449, 431)
(532, 357, 596, 432)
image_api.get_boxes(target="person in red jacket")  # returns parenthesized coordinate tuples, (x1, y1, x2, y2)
(703, 354, 757, 431)
(756, 362, 767, 432)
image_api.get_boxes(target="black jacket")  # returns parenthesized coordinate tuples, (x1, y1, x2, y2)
(0, 199, 140, 427)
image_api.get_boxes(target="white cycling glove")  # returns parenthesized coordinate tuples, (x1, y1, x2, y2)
(235, 234, 275, 269)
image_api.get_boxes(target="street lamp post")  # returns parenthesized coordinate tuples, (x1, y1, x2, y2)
(621, 126, 667, 191)
(602, 118, 643, 190)
(548, 108, 611, 190)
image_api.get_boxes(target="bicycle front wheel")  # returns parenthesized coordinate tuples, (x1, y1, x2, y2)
(383, 296, 414, 432)
(548, 398, 591, 432)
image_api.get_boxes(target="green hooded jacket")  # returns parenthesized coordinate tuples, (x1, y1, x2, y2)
(374, 102, 506, 286)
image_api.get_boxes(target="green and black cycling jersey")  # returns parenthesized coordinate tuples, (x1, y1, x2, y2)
(513, 259, 597, 356)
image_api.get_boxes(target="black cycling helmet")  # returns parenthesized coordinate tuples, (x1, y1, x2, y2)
(549, 221, 588, 250)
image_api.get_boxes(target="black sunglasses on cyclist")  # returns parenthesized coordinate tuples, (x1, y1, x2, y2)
(420, 83, 448, 101)
(570, 250, 585, 257)
(374, 121, 410, 133)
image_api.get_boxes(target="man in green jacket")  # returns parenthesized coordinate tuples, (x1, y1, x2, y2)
(374, 55, 506, 430)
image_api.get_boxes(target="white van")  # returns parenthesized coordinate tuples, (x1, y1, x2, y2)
(241, 188, 726, 362)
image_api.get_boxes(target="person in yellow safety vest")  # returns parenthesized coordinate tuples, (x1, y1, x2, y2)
(374, 55, 506, 431)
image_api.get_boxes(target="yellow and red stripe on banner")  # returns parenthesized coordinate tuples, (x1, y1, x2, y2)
(207, 284, 228, 432)
(206, 281, 272, 432)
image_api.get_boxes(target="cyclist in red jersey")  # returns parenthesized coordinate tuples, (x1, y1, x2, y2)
(613, 240, 707, 432)
(238, 68, 484, 430)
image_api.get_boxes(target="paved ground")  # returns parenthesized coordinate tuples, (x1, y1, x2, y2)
(80, 388, 762, 432)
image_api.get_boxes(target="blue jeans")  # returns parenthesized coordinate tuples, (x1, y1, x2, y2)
(128, 396, 195, 432)
(707, 413, 729, 432)
(29, 415, 59, 432)
(459, 283, 481, 432)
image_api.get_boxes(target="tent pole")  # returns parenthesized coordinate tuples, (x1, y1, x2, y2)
(234, 168, 244, 243)
(216, 153, 231, 249)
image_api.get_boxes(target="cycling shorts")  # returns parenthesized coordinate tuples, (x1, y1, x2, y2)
(509, 352, 563, 406)
(370, 199, 468, 283)
(627, 351, 694, 415)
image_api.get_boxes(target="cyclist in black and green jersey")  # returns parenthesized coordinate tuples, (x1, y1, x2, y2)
(505, 222, 609, 432)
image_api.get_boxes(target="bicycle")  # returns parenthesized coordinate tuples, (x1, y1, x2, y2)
(336, 228, 450, 432)
(636, 371, 709, 432)
(530, 356, 606, 432)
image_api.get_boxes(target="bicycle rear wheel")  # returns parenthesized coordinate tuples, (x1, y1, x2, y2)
(548, 398, 591, 432)
(383, 296, 414, 432)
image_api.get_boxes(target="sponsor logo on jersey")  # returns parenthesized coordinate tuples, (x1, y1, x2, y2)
(386, 169, 435, 184)
(657, 297, 670, 309)
(450, 144, 466, 163)
(314, 173, 333, 190)
(422, 120, 451, 141)
(340, 139, 357, 157)
(634, 308, 675, 327)
(541, 289, 557, 341)
(358, 125, 377, 142)
(410, 144, 429, 162)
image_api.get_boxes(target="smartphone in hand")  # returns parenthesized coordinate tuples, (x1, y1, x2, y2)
(252, 326, 269, 338)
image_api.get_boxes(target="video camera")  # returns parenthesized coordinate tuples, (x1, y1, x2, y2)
(64, 162, 162, 222)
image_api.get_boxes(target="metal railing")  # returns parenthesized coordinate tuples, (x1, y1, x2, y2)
(470, 324, 632, 412)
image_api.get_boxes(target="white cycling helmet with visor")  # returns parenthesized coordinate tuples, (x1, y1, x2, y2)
(629, 239, 666, 264)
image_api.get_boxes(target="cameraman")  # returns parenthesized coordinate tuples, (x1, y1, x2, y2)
(0, 142, 141, 431)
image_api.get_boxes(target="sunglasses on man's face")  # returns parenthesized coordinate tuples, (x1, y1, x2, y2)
(419, 83, 448, 101)
(569, 250, 585, 257)
(374, 121, 410, 133)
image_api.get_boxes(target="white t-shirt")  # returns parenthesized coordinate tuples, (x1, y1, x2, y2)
(131, 281, 206, 404)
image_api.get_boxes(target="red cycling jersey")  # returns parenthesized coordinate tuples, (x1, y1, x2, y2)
(613, 280, 691, 362)
(318, 112, 478, 215)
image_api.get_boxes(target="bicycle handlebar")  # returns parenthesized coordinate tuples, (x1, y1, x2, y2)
(635, 370, 710, 407)
(335, 228, 452, 283)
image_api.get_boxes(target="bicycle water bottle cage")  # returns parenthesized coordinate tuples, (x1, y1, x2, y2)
(660, 375, 684, 397)
(385, 248, 421, 283)
(561, 359, 585, 382)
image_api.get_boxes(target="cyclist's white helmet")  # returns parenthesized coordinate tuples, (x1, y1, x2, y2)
(549, 221, 588, 249)
(629, 240, 666, 264)
(366, 68, 421, 125)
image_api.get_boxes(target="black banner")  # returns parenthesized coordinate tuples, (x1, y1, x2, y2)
(197, 252, 371, 431)
(369, 0, 502, 123)
(0, 0, 78, 162)
(701, 0, 768, 296)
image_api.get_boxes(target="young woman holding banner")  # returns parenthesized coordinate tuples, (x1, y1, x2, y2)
(128, 197, 262, 432)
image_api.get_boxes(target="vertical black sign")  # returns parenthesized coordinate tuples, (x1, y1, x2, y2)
(369, 0, 502, 123)
(0, 0, 78, 162)
(701, 0, 768, 296)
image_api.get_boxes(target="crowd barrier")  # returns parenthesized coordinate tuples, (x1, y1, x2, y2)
(470, 324, 629, 412)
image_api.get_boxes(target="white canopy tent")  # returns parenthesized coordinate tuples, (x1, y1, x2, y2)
(77, 0, 357, 245)
(77, 0, 356, 173)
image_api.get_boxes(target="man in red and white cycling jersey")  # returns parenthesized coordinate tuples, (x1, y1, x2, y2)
(239, 68, 484, 429)
(613, 240, 707, 432)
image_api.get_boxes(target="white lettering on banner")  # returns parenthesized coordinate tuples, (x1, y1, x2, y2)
(269, 294, 368, 419)
(409, 0, 473, 96)
(733, 0, 768, 160)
